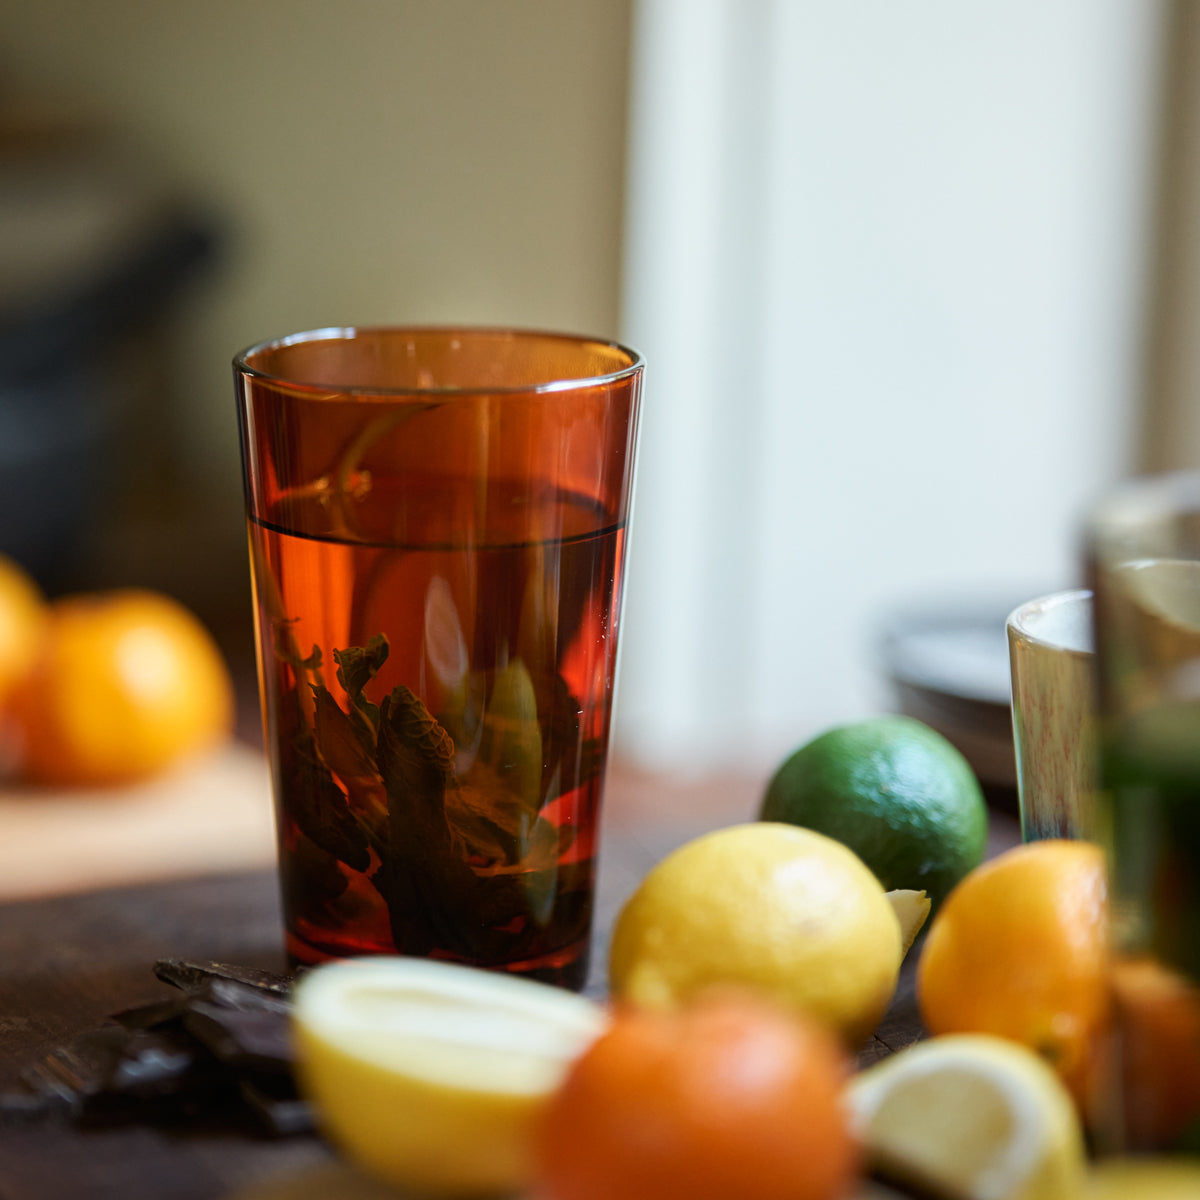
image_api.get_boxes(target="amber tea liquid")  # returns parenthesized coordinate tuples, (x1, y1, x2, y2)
(249, 477, 624, 990)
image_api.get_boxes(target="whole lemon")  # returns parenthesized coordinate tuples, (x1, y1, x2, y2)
(608, 822, 902, 1046)
(760, 715, 987, 907)
(11, 589, 234, 786)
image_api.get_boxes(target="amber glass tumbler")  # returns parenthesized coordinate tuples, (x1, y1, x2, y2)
(235, 328, 643, 989)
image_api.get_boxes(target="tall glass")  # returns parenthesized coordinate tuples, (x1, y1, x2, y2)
(234, 328, 644, 989)
(1088, 470, 1200, 1151)
(1006, 589, 1096, 842)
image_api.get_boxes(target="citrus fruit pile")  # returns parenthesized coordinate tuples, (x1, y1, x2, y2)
(285, 714, 1200, 1199)
(294, 959, 862, 1200)
(0, 553, 233, 786)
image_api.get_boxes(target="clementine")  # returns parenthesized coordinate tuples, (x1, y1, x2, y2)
(1104, 956, 1200, 1150)
(916, 839, 1109, 1107)
(11, 589, 234, 785)
(535, 990, 860, 1200)
(0, 554, 45, 709)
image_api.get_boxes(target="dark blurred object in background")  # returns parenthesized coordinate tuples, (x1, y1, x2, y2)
(0, 88, 220, 594)
(880, 598, 1026, 820)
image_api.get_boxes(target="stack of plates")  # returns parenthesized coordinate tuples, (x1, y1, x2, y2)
(880, 603, 1020, 817)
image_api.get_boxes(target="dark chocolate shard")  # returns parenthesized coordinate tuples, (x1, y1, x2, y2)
(182, 1003, 293, 1074)
(102, 1027, 208, 1099)
(109, 995, 192, 1031)
(17, 1027, 129, 1108)
(201, 977, 292, 1017)
(0, 1087, 62, 1125)
(153, 959, 294, 996)
(1, 960, 309, 1137)
(1, 1027, 130, 1126)
(239, 1077, 315, 1138)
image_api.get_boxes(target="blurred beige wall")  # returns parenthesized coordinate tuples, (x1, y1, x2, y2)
(1140, 0, 1200, 472)
(3, 0, 631, 595)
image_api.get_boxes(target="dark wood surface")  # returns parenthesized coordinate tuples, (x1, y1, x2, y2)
(0, 769, 1020, 1200)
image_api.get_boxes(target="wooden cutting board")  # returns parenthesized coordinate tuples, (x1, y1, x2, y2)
(0, 741, 278, 901)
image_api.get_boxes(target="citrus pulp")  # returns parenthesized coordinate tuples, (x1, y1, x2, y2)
(292, 956, 606, 1196)
(849, 1033, 1086, 1200)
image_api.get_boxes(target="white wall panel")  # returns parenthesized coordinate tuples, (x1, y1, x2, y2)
(616, 0, 1166, 770)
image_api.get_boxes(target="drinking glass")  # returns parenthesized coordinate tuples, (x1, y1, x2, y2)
(234, 327, 644, 989)
(1088, 469, 1200, 1150)
(1006, 589, 1096, 841)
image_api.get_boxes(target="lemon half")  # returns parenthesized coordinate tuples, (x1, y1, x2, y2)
(849, 1034, 1086, 1200)
(889, 888, 932, 955)
(292, 957, 606, 1196)
(1085, 1159, 1200, 1199)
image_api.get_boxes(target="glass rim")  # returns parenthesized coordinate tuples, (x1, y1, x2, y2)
(232, 324, 645, 397)
(1006, 587, 1094, 655)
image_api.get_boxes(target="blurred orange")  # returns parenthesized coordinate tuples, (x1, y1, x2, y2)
(916, 839, 1109, 1107)
(1104, 956, 1200, 1150)
(11, 589, 233, 786)
(0, 555, 46, 708)
(535, 990, 860, 1200)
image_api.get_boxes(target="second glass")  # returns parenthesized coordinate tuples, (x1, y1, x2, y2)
(1007, 589, 1096, 842)
(235, 327, 644, 989)
(1088, 470, 1200, 1151)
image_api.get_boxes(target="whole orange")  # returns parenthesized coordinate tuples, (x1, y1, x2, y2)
(0, 554, 46, 709)
(916, 839, 1108, 1107)
(11, 589, 234, 786)
(535, 991, 860, 1200)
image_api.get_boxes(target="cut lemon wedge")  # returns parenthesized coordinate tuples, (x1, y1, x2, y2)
(292, 957, 607, 1196)
(848, 1034, 1086, 1200)
(886, 888, 931, 956)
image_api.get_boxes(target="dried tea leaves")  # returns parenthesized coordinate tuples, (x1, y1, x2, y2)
(284, 635, 598, 966)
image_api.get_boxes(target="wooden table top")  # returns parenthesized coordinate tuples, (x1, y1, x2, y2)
(0, 754, 1020, 1200)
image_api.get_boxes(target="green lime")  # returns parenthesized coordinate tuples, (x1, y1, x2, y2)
(760, 716, 987, 906)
